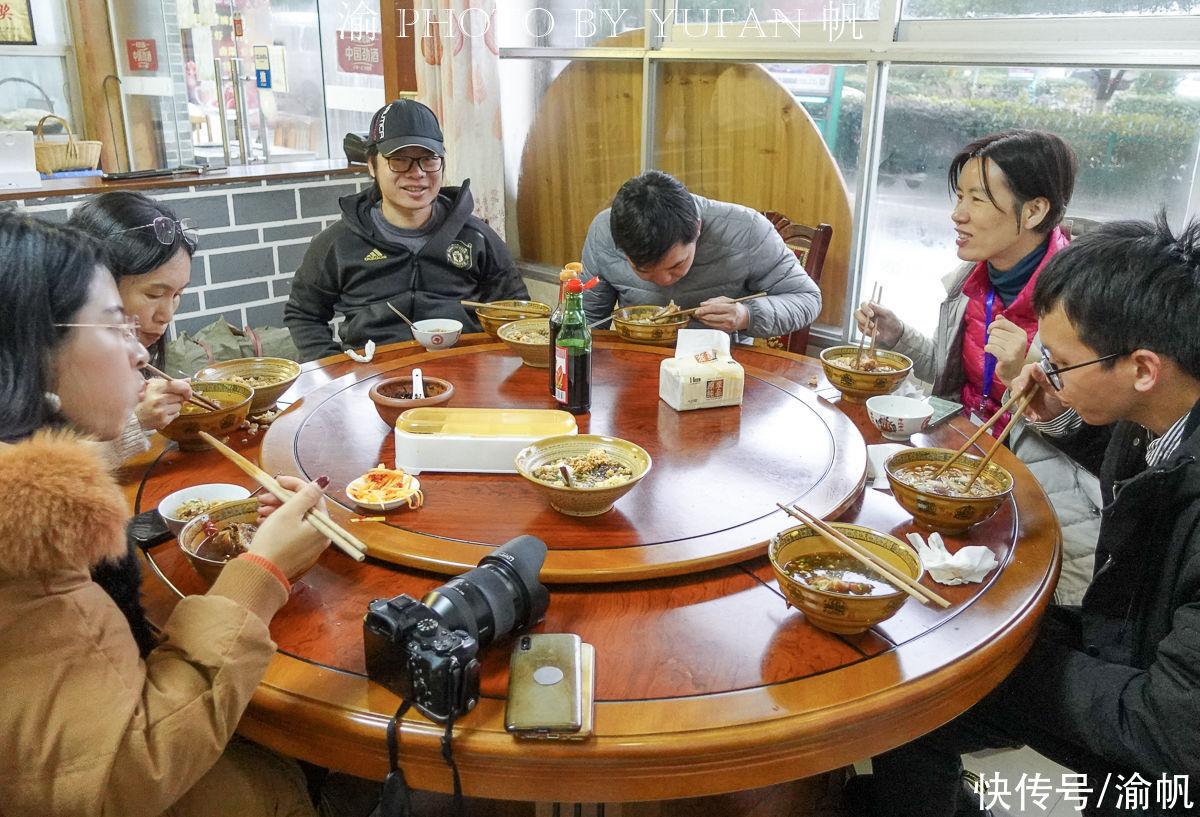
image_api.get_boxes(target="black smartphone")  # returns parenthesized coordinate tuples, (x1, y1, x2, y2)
(127, 509, 173, 551)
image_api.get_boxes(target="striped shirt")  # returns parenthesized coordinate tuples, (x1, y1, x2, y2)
(1034, 409, 1191, 468)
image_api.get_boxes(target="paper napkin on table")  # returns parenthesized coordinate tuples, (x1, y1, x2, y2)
(866, 443, 910, 489)
(905, 532, 998, 585)
(345, 340, 376, 363)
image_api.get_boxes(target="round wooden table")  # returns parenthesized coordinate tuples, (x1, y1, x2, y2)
(127, 334, 1061, 803)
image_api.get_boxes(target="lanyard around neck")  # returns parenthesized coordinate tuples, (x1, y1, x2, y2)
(980, 289, 997, 413)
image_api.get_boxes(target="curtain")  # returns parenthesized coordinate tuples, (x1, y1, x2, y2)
(416, 0, 506, 237)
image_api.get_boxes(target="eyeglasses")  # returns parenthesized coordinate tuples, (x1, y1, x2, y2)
(1038, 347, 1124, 391)
(384, 154, 444, 174)
(55, 315, 142, 344)
(118, 216, 198, 247)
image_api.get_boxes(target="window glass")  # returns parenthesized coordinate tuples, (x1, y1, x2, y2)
(859, 64, 1200, 338)
(495, 1, 646, 48)
(500, 57, 643, 264)
(902, 0, 1200, 19)
(0, 57, 73, 131)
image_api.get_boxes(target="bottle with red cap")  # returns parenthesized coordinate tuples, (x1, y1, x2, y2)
(553, 277, 591, 415)
(548, 264, 580, 397)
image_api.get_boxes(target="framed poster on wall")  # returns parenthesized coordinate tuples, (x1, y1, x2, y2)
(0, 0, 36, 45)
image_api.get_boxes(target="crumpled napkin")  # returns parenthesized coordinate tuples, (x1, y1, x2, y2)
(867, 443, 910, 489)
(345, 340, 376, 363)
(905, 531, 998, 585)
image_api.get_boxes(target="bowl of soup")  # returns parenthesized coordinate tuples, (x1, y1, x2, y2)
(769, 522, 922, 634)
(609, 305, 689, 346)
(475, 300, 552, 338)
(884, 447, 1014, 534)
(412, 319, 462, 351)
(159, 381, 253, 451)
(177, 498, 260, 585)
(819, 345, 913, 403)
(368, 375, 454, 427)
(194, 357, 301, 415)
(514, 434, 652, 516)
(498, 318, 552, 368)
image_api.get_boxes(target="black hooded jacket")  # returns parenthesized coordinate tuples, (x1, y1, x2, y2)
(284, 180, 527, 361)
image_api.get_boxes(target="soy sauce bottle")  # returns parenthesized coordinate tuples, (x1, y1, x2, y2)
(547, 265, 579, 397)
(553, 277, 591, 415)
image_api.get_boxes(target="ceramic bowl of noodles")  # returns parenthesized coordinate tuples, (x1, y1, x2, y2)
(157, 483, 252, 536)
(609, 305, 689, 346)
(159, 381, 253, 451)
(769, 522, 922, 635)
(177, 498, 260, 585)
(498, 318, 552, 368)
(194, 357, 301, 415)
(514, 434, 652, 517)
(475, 300, 552, 338)
(819, 345, 913, 403)
(884, 447, 1014, 535)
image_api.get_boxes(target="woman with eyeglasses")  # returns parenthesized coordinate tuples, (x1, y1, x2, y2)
(69, 192, 197, 464)
(0, 210, 329, 815)
(851, 130, 1102, 606)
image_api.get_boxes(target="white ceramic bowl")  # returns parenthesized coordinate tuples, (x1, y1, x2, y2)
(865, 395, 934, 441)
(346, 475, 423, 512)
(157, 483, 252, 536)
(412, 319, 462, 351)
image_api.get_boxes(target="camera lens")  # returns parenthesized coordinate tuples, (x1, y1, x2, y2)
(422, 534, 549, 648)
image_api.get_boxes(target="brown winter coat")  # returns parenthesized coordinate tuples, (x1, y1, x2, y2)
(0, 431, 294, 816)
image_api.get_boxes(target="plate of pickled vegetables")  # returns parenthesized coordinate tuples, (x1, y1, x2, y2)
(346, 464, 424, 512)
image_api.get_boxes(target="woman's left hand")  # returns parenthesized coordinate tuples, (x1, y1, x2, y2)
(135, 377, 193, 430)
(987, 315, 1032, 387)
(694, 297, 750, 332)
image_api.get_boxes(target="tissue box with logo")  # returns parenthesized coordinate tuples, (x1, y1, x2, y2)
(659, 329, 744, 411)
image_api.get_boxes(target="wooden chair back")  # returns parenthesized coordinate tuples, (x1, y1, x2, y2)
(757, 212, 833, 355)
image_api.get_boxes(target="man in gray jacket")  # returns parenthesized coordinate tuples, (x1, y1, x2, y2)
(580, 171, 822, 341)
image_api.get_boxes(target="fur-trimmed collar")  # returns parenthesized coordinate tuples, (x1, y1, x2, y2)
(0, 430, 128, 578)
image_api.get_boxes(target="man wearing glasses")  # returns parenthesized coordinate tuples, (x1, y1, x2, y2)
(284, 99, 528, 361)
(579, 170, 822, 340)
(847, 214, 1200, 817)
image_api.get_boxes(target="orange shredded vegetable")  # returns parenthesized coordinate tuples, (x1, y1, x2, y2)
(348, 463, 424, 509)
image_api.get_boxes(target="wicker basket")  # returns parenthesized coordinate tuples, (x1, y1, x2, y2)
(34, 115, 102, 174)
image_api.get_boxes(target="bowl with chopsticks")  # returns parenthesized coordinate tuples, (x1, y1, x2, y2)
(160, 381, 254, 451)
(819, 345, 913, 403)
(769, 522, 922, 634)
(610, 305, 689, 346)
(884, 447, 1013, 534)
(177, 498, 260, 586)
(475, 300, 552, 338)
(194, 357, 301, 415)
(498, 318, 552, 368)
(514, 434, 652, 517)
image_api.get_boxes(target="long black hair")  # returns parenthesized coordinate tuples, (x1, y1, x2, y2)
(0, 210, 106, 443)
(69, 192, 196, 367)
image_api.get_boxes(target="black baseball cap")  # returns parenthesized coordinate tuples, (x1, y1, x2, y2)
(367, 99, 445, 156)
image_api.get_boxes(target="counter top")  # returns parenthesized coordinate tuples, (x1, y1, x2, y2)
(1, 159, 366, 202)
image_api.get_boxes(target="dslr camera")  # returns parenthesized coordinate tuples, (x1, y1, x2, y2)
(364, 535, 549, 723)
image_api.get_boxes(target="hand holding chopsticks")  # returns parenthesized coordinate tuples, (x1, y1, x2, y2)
(198, 431, 367, 562)
(143, 363, 222, 412)
(658, 291, 768, 320)
(777, 503, 951, 608)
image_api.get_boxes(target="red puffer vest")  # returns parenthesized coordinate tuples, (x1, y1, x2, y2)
(959, 226, 1069, 431)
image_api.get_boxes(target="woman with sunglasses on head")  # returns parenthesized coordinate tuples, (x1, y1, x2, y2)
(0, 210, 329, 816)
(852, 130, 1102, 606)
(69, 192, 197, 465)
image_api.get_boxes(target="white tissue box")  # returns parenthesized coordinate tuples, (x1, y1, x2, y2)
(659, 329, 744, 411)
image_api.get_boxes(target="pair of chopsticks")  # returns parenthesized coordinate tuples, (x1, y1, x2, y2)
(934, 387, 1035, 491)
(856, 284, 884, 368)
(655, 291, 768, 320)
(144, 363, 222, 412)
(777, 503, 951, 608)
(459, 300, 537, 316)
(198, 431, 367, 562)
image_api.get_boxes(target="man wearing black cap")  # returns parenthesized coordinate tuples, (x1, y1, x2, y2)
(284, 98, 528, 361)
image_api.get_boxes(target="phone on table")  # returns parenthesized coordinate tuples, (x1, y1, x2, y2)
(505, 633, 587, 739)
(127, 509, 173, 551)
(926, 396, 964, 429)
